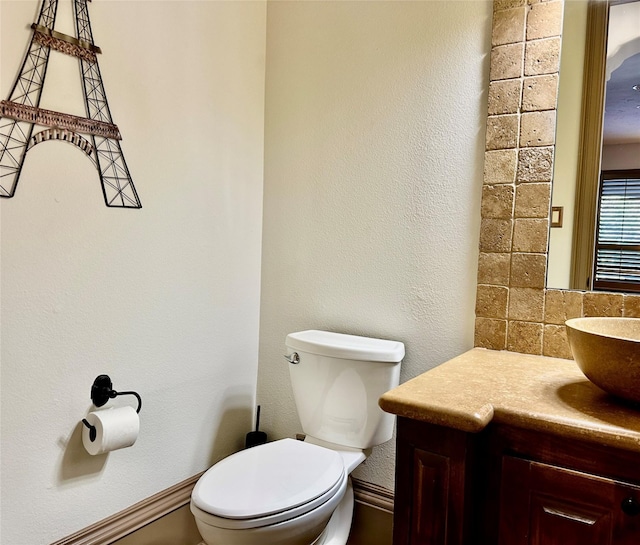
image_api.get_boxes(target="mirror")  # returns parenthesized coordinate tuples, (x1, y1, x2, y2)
(475, 0, 640, 358)
(547, 0, 640, 291)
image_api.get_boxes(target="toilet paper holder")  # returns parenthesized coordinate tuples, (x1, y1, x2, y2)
(82, 374, 142, 442)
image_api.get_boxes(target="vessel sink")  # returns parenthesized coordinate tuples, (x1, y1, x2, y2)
(565, 317, 640, 404)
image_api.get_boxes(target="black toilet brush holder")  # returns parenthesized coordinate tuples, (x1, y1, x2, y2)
(245, 405, 267, 448)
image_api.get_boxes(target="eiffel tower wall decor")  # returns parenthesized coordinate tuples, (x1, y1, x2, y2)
(0, 0, 141, 208)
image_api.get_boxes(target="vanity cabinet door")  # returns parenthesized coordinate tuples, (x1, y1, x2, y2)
(498, 455, 640, 545)
(405, 447, 452, 545)
(393, 418, 473, 545)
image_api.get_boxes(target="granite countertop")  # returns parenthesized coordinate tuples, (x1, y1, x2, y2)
(379, 347, 640, 453)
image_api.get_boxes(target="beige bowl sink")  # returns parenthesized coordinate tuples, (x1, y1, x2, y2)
(566, 317, 640, 404)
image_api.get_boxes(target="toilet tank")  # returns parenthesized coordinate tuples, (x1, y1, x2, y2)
(285, 330, 404, 449)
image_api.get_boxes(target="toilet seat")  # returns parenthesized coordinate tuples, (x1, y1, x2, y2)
(191, 471, 347, 531)
(191, 438, 346, 530)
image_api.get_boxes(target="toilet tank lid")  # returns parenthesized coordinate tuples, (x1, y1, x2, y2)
(286, 330, 404, 363)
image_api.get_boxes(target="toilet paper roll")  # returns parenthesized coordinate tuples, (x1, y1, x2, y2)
(82, 406, 140, 455)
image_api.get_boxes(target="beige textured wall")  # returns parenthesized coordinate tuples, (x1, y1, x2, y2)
(0, 1, 266, 543)
(475, 0, 640, 360)
(258, 0, 492, 491)
(112, 506, 201, 545)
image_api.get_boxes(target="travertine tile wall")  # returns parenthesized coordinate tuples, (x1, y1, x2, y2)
(474, 0, 640, 359)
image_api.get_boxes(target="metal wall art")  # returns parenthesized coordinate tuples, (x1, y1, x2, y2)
(0, 0, 141, 208)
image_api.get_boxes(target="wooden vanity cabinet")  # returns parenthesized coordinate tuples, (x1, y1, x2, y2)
(392, 417, 640, 545)
(500, 456, 640, 545)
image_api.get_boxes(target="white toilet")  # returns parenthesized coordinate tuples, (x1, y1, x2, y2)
(190, 330, 404, 545)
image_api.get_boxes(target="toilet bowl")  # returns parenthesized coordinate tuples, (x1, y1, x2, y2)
(191, 330, 404, 545)
(190, 438, 351, 545)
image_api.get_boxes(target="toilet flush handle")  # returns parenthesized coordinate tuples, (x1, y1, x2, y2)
(284, 352, 300, 364)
